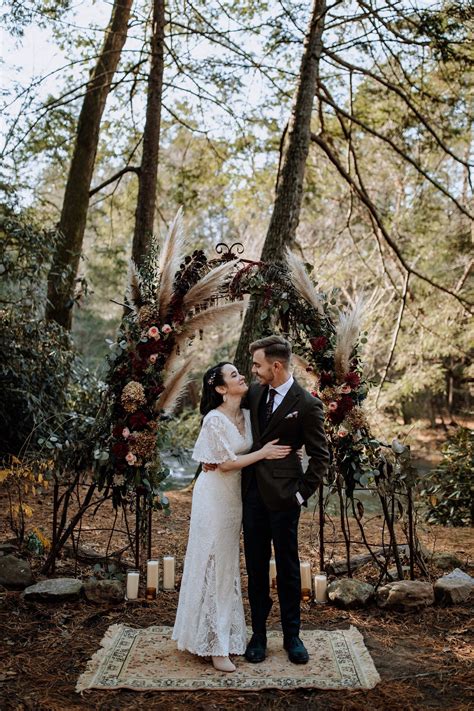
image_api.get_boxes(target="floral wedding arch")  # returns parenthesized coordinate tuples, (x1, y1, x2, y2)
(92, 210, 423, 581)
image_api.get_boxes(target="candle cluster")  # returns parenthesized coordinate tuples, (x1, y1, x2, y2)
(268, 558, 328, 604)
(125, 556, 176, 600)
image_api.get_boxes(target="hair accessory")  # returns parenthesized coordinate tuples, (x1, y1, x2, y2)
(207, 371, 217, 385)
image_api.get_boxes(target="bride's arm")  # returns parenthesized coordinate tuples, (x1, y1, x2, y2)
(218, 440, 291, 473)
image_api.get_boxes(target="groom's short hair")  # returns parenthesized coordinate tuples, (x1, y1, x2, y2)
(249, 335, 292, 365)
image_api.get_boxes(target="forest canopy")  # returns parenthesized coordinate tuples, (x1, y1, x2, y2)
(1, 0, 472, 434)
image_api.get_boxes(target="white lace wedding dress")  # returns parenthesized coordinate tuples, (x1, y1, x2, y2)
(172, 408, 252, 657)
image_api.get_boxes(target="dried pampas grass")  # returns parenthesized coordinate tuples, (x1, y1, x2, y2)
(181, 259, 238, 313)
(286, 250, 324, 316)
(157, 208, 186, 321)
(334, 298, 365, 382)
(155, 356, 194, 415)
(176, 301, 244, 350)
(125, 260, 144, 314)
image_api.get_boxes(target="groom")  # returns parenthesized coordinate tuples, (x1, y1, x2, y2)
(242, 335, 329, 665)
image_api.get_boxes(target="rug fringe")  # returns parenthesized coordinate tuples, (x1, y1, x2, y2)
(76, 623, 124, 693)
(345, 625, 381, 689)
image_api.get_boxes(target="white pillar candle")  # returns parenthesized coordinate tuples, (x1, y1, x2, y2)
(314, 573, 328, 603)
(126, 571, 139, 600)
(163, 555, 175, 590)
(300, 561, 312, 590)
(269, 558, 277, 589)
(147, 560, 159, 591)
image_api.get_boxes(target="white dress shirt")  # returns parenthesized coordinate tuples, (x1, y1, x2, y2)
(266, 374, 294, 412)
(266, 375, 305, 506)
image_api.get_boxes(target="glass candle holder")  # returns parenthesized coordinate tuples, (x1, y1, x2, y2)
(163, 555, 175, 590)
(147, 559, 159, 592)
(313, 573, 328, 603)
(269, 558, 277, 590)
(300, 561, 312, 601)
(126, 570, 140, 600)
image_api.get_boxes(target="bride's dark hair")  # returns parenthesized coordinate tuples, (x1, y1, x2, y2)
(200, 362, 233, 416)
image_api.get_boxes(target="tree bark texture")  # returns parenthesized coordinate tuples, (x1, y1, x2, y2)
(45, 0, 133, 329)
(131, 0, 166, 266)
(234, 0, 326, 374)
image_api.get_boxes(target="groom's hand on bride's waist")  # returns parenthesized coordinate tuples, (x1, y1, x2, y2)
(202, 462, 218, 471)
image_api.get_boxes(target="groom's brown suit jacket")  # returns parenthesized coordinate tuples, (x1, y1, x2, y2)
(242, 379, 330, 511)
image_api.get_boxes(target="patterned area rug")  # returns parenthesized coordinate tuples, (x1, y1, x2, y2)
(76, 625, 380, 692)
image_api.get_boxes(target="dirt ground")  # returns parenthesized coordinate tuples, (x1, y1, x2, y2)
(1, 480, 473, 711)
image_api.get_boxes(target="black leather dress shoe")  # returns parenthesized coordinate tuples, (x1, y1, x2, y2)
(245, 632, 267, 663)
(283, 635, 309, 664)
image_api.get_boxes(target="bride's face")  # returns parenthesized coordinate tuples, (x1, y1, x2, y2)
(219, 364, 248, 398)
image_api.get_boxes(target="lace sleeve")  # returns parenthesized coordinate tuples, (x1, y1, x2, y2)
(191, 413, 238, 464)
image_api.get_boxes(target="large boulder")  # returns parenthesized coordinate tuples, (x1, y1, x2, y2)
(0, 555, 33, 588)
(83, 579, 124, 605)
(377, 580, 434, 610)
(328, 578, 374, 608)
(434, 568, 474, 605)
(23, 577, 83, 601)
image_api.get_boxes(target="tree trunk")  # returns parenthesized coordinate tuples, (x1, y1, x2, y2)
(131, 0, 166, 266)
(234, 0, 327, 374)
(45, 0, 133, 329)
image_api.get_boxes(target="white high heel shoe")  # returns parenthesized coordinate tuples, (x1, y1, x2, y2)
(212, 656, 236, 672)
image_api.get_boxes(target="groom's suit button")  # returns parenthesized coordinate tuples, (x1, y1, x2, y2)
(245, 632, 267, 663)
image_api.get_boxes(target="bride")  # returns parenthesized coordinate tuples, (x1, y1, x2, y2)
(172, 362, 290, 673)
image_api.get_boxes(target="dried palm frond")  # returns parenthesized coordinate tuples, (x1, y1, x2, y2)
(334, 297, 365, 382)
(292, 352, 313, 374)
(155, 356, 194, 415)
(125, 260, 144, 314)
(286, 250, 324, 316)
(181, 259, 238, 313)
(175, 301, 244, 350)
(157, 208, 186, 321)
(161, 346, 182, 378)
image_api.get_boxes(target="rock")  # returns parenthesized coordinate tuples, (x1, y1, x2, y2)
(328, 578, 374, 608)
(377, 580, 434, 610)
(23, 577, 83, 601)
(434, 568, 474, 605)
(0, 555, 33, 588)
(0, 542, 18, 556)
(431, 552, 464, 570)
(83, 579, 124, 605)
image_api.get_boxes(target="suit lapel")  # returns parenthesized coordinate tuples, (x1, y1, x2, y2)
(261, 381, 301, 437)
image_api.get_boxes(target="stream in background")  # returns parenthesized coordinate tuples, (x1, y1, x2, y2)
(161, 450, 433, 516)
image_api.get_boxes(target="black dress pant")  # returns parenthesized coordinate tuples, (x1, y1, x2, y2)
(242, 477, 301, 638)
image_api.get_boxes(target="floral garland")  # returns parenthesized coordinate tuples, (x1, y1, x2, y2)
(94, 249, 209, 509)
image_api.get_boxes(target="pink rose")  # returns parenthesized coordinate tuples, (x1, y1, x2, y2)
(339, 384, 351, 394)
(338, 428, 349, 438)
(147, 326, 160, 339)
(149, 354, 158, 364)
(162, 324, 172, 334)
(122, 427, 130, 439)
(125, 452, 137, 465)
(328, 401, 338, 412)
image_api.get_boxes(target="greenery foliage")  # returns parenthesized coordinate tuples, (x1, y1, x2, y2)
(421, 427, 474, 527)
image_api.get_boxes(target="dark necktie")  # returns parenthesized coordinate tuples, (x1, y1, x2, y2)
(264, 388, 276, 425)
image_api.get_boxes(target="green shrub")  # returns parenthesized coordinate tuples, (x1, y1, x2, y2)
(421, 427, 473, 526)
